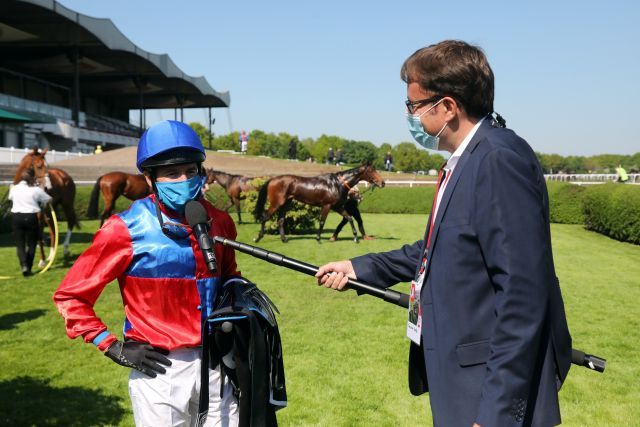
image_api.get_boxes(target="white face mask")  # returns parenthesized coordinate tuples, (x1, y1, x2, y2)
(406, 98, 447, 150)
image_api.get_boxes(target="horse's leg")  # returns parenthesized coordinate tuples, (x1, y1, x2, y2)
(254, 204, 280, 243)
(277, 201, 292, 243)
(316, 205, 332, 243)
(61, 204, 75, 258)
(223, 198, 234, 212)
(233, 197, 242, 224)
(37, 214, 47, 267)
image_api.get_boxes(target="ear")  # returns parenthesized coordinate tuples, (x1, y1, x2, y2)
(441, 97, 461, 122)
(40, 148, 48, 156)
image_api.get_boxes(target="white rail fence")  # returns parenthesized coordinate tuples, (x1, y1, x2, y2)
(544, 173, 640, 184)
(0, 147, 85, 164)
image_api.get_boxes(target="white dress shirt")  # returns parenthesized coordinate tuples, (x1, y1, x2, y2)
(8, 181, 52, 213)
(433, 117, 486, 219)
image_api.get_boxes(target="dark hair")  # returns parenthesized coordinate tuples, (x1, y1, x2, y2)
(21, 169, 35, 185)
(401, 40, 494, 119)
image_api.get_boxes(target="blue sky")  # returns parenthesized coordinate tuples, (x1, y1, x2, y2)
(58, 0, 639, 156)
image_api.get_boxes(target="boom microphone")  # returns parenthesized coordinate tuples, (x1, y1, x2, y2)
(185, 200, 217, 273)
(210, 236, 605, 373)
(212, 236, 410, 308)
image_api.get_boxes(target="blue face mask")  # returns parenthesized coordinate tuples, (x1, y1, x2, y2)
(406, 99, 447, 150)
(155, 175, 204, 214)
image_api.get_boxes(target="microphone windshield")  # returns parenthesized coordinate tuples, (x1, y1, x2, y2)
(185, 200, 208, 228)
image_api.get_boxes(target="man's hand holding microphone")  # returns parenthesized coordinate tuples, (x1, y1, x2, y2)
(315, 260, 356, 291)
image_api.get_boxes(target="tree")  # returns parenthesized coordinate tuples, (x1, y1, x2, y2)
(310, 134, 347, 163)
(628, 152, 640, 172)
(189, 122, 213, 149)
(342, 140, 377, 165)
(564, 156, 586, 174)
(211, 132, 240, 151)
(537, 153, 566, 174)
(393, 143, 423, 172)
(247, 130, 285, 157)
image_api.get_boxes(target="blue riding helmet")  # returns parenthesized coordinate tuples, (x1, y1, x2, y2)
(136, 120, 206, 172)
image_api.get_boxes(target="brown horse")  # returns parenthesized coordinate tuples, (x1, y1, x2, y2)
(253, 162, 385, 243)
(87, 172, 150, 226)
(205, 169, 258, 224)
(13, 148, 79, 258)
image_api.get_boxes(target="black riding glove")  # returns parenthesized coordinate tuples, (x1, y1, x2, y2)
(104, 340, 172, 378)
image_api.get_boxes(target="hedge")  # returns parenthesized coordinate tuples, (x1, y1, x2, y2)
(583, 184, 640, 245)
(2, 182, 639, 244)
(359, 186, 435, 214)
(546, 181, 587, 224)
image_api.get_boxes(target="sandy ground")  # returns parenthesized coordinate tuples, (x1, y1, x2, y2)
(52, 147, 435, 181)
(54, 147, 341, 177)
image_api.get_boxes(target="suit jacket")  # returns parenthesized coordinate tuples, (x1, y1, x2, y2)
(352, 119, 572, 427)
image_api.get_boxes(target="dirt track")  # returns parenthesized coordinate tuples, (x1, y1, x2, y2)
(53, 147, 341, 177)
(51, 146, 434, 181)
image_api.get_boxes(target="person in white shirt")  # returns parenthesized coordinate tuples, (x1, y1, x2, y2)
(8, 169, 52, 276)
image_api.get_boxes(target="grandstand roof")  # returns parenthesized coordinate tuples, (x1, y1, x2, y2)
(0, 0, 230, 109)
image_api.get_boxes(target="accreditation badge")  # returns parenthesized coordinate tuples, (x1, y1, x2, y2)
(407, 251, 427, 344)
(406, 279, 422, 344)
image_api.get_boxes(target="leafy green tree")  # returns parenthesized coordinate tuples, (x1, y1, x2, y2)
(342, 140, 377, 165)
(288, 136, 311, 161)
(310, 134, 347, 163)
(537, 153, 567, 174)
(590, 154, 626, 173)
(393, 143, 423, 172)
(247, 130, 285, 157)
(628, 152, 640, 172)
(564, 156, 586, 174)
(189, 122, 214, 149)
(211, 132, 240, 151)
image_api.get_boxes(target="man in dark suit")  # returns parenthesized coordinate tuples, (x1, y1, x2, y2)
(316, 40, 572, 426)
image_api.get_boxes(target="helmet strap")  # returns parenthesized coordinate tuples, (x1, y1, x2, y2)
(146, 169, 171, 236)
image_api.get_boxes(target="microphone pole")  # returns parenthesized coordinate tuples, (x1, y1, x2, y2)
(212, 236, 606, 373)
(212, 236, 409, 308)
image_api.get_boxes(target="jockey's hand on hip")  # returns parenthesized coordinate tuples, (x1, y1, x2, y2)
(105, 340, 171, 377)
(315, 260, 356, 291)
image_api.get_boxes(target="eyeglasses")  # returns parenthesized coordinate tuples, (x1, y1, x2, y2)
(405, 95, 443, 115)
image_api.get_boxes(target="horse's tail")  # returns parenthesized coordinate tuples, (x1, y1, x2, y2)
(87, 176, 102, 218)
(253, 179, 271, 221)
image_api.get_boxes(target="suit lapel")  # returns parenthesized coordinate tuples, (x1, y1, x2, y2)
(424, 120, 492, 268)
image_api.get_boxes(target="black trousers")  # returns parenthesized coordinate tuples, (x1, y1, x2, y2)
(12, 212, 39, 273)
(334, 201, 366, 237)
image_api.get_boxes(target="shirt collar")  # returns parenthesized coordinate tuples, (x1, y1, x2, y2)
(445, 117, 485, 171)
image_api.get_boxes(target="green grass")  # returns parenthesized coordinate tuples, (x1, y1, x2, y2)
(0, 214, 638, 426)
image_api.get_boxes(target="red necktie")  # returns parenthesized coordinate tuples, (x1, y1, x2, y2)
(417, 164, 448, 276)
(425, 164, 448, 251)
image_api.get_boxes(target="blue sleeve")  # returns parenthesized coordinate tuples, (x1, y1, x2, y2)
(351, 240, 423, 288)
(473, 148, 551, 426)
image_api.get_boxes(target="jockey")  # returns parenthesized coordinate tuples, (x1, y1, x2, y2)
(53, 120, 240, 426)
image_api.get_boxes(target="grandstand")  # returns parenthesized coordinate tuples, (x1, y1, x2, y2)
(0, 0, 229, 154)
